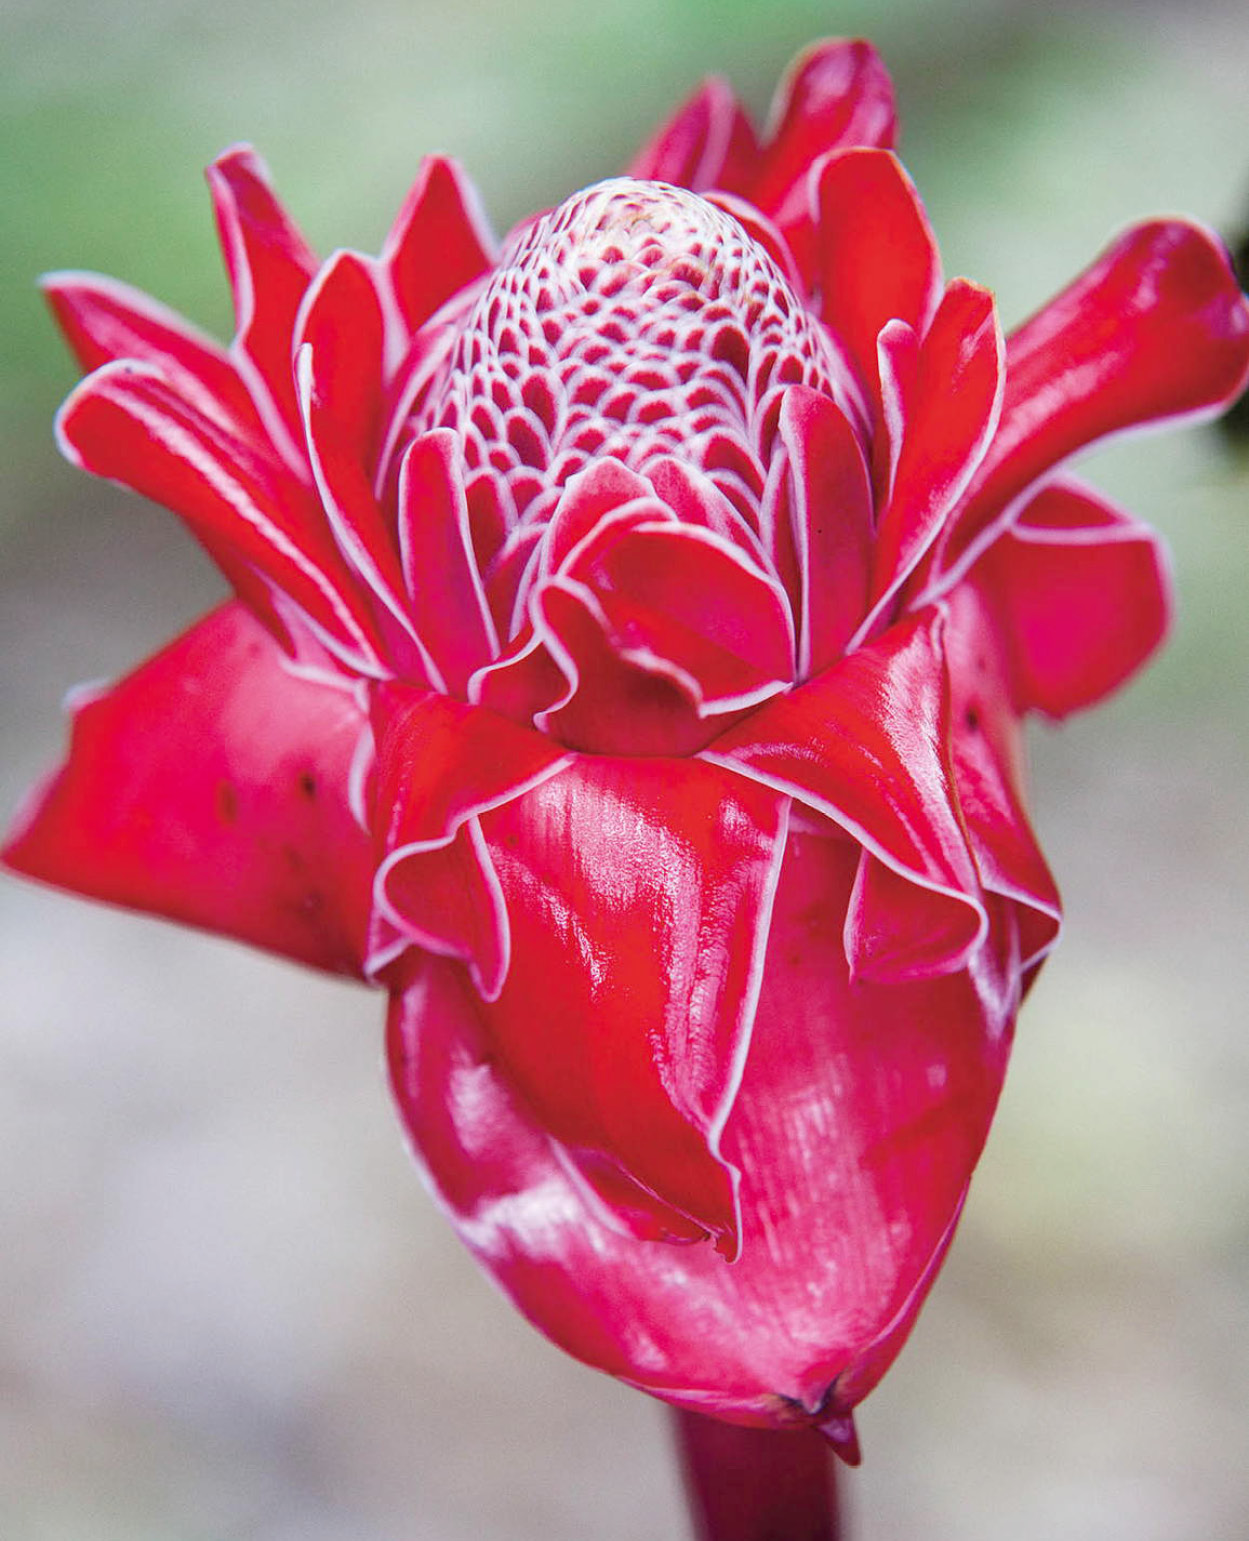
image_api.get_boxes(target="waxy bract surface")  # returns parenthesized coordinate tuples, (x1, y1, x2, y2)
(7, 37, 1249, 1459)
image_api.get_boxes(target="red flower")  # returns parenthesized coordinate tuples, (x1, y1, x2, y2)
(6, 38, 1248, 1460)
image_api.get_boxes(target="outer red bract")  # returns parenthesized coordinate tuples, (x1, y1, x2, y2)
(7, 38, 1249, 1462)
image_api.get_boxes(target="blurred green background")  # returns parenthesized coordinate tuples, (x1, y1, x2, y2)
(3, 1, 1248, 1537)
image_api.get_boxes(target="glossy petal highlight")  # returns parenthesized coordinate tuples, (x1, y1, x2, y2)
(5, 603, 372, 974)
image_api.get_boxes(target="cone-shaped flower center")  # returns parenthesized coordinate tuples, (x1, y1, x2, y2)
(421, 178, 844, 527)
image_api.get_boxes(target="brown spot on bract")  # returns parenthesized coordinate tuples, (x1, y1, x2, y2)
(215, 781, 239, 823)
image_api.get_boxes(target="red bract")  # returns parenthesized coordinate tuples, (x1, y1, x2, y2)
(7, 38, 1249, 1462)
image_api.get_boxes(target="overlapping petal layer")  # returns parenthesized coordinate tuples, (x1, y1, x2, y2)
(705, 609, 985, 980)
(389, 824, 1014, 1452)
(477, 757, 789, 1254)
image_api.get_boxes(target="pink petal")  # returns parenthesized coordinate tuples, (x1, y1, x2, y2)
(930, 218, 1249, 590)
(813, 149, 941, 405)
(644, 456, 770, 564)
(704, 608, 985, 969)
(294, 250, 387, 477)
(3, 603, 373, 975)
(41, 271, 263, 440)
(380, 156, 496, 343)
(752, 40, 897, 228)
(469, 618, 567, 729)
(295, 344, 426, 674)
(540, 458, 659, 575)
(481, 522, 546, 641)
(573, 522, 796, 711)
(770, 385, 873, 675)
(860, 281, 1004, 641)
(474, 756, 790, 1253)
(374, 292, 474, 489)
(949, 741, 1059, 978)
(396, 431, 500, 697)
(367, 685, 572, 999)
(941, 582, 1062, 968)
(372, 818, 509, 1000)
(370, 685, 572, 848)
(387, 823, 1012, 1425)
(873, 317, 919, 502)
(627, 76, 759, 192)
(527, 579, 723, 756)
(206, 146, 319, 457)
(971, 477, 1172, 718)
(56, 360, 388, 674)
(845, 850, 987, 982)
(463, 469, 511, 573)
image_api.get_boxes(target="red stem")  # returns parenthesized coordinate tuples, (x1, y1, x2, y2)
(672, 1408, 842, 1541)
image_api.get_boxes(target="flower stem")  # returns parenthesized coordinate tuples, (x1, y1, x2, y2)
(672, 1408, 843, 1541)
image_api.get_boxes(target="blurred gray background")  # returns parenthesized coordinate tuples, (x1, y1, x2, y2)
(3, 0, 1249, 1536)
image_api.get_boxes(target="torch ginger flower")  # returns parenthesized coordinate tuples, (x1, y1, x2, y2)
(6, 38, 1249, 1464)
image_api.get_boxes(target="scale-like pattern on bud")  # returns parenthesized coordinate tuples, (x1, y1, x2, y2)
(424, 179, 847, 531)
